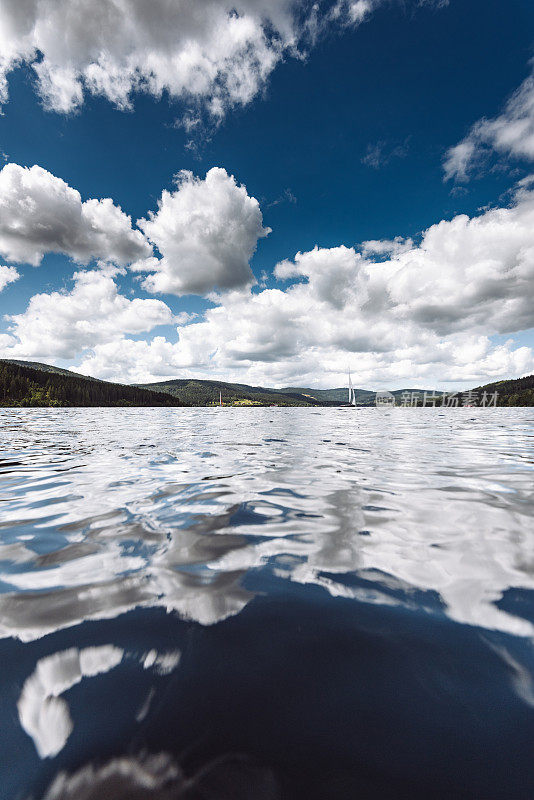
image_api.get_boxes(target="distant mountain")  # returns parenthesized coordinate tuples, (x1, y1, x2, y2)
(137, 379, 439, 407)
(136, 378, 327, 406)
(272, 387, 361, 402)
(273, 387, 433, 406)
(1, 358, 98, 380)
(2, 359, 531, 407)
(474, 373, 534, 406)
(0, 360, 186, 407)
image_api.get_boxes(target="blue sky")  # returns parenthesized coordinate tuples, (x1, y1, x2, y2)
(0, 0, 533, 388)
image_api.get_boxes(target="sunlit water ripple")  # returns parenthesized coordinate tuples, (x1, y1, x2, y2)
(1, 407, 533, 799)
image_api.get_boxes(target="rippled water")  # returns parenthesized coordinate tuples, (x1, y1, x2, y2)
(1, 407, 533, 799)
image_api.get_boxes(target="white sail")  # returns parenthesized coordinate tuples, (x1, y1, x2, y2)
(348, 370, 356, 406)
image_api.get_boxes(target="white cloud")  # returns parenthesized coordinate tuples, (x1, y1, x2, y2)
(4, 177, 534, 389)
(135, 167, 270, 296)
(174, 311, 198, 325)
(76, 327, 532, 394)
(75, 336, 193, 384)
(0, 0, 378, 118)
(365, 189, 534, 338)
(0, 264, 19, 291)
(77, 183, 534, 387)
(444, 72, 534, 181)
(330, 1, 377, 24)
(0, 163, 151, 267)
(4, 268, 173, 360)
(443, 140, 478, 183)
(360, 237, 414, 258)
(0, 164, 265, 296)
(348, 2, 374, 23)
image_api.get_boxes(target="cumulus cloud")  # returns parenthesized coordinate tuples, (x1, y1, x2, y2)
(274, 182, 534, 339)
(4, 178, 534, 388)
(4, 268, 173, 359)
(0, 163, 151, 267)
(0, 164, 265, 296)
(76, 315, 533, 390)
(444, 72, 534, 181)
(77, 183, 534, 387)
(135, 167, 270, 296)
(0, 264, 19, 291)
(0, 0, 379, 118)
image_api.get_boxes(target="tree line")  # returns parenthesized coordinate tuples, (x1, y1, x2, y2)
(475, 373, 534, 407)
(0, 361, 186, 407)
(137, 379, 321, 406)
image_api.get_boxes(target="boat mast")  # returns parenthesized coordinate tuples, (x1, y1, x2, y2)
(219, 390, 222, 407)
(348, 369, 357, 406)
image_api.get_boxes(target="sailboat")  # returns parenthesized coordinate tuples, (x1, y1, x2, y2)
(348, 370, 357, 407)
(219, 390, 223, 407)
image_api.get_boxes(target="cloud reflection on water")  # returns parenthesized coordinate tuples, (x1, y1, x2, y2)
(18, 645, 124, 758)
(0, 407, 533, 644)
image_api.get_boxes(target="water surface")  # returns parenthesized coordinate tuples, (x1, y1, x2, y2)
(1, 407, 533, 798)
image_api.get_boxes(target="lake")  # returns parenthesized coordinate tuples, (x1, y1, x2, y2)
(1, 407, 533, 799)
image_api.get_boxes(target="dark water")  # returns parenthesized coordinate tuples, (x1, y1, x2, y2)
(1, 407, 533, 799)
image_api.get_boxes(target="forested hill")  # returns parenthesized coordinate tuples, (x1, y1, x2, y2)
(1, 359, 95, 380)
(0, 361, 186, 407)
(474, 373, 534, 406)
(137, 379, 326, 406)
(2, 359, 532, 407)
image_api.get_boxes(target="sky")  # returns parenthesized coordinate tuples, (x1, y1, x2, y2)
(0, 0, 533, 389)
